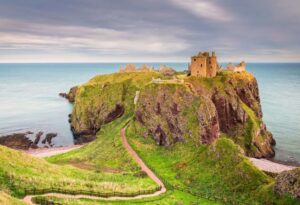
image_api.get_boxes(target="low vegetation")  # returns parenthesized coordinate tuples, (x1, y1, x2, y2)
(126, 120, 299, 205)
(0, 114, 158, 201)
(48, 114, 139, 172)
(0, 191, 26, 205)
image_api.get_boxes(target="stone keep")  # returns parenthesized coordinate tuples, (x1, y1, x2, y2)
(189, 51, 219, 77)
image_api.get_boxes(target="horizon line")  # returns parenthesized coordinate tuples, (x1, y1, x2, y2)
(0, 61, 300, 64)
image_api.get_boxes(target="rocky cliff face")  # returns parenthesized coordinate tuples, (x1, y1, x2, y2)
(69, 71, 275, 158)
(274, 168, 300, 199)
(134, 84, 219, 146)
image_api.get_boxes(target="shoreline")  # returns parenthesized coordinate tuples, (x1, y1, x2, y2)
(26, 145, 83, 157)
(248, 157, 296, 174)
(267, 158, 300, 167)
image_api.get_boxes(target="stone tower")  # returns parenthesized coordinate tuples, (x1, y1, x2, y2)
(189, 51, 219, 77)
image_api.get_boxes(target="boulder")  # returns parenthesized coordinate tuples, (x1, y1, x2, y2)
(274, 168, 300, 199)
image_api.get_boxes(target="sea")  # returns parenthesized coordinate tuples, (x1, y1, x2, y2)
(0, 63, 299, 165)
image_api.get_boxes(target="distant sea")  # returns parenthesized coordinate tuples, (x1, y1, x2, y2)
(0, 63, 299, 164)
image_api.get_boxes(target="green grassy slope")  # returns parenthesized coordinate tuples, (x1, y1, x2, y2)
(0, 191, 26, 205)
(47, 114, 139, 172)
(126, 121, 299, 205)
(0, 116, 157, 199)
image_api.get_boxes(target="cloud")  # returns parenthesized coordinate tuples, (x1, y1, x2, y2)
(0, 0, 299, 62)
(0, 18, 190, 62)
(168, 0, 234, 22)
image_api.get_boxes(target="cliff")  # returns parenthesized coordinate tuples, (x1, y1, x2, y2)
(68, 71, 275, 158)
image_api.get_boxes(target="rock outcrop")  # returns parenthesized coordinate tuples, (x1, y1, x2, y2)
(274, 168, 300, 199)
(59, 86, 78, 103)
(41, 133, 57, 145)
(68, 71, 275, 158)
(0, 133, 34, 150)
(0, 131, 59, 150)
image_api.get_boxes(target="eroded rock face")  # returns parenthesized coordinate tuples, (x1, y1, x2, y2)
(135, 84, 220, 146)
(274, 168, 300, 199)
(104, 104, 125, 124)
(234, 79, 262, 118)
(69, 71, 275, 158)
(59, 86, 78, 103)
(71, 104, 125, 144)
(212, 89, 248, 133)
(134, 72, 275, 158)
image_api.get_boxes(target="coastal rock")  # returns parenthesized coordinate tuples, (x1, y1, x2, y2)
(33, 131, 43, 145)
(0, 133, 33, 150)
(211, 89, 248, 133)
(59, 86, 78, 103)
(41, 133, 57, 145)
(69, 71, 275, 158)
(274, 168, 300, 199)
(134, 84, 219, 146)
(234, 78, 262, 118)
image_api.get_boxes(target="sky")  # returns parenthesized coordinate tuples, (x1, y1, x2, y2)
(0, 0, 300, 63)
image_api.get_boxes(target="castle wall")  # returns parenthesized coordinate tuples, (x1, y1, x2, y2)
(190, 56, 207, 77)
(207, 56, 217, 77)
(189, 52, 218, 77)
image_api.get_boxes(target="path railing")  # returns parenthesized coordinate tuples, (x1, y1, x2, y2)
(24, 185, 162, 198)
(4, 170, 161, 199)
(32, 197, 62, 205)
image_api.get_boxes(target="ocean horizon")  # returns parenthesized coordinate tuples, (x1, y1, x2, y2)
(0, 62, 299, 165)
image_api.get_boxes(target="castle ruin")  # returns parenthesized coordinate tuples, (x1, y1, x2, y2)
(226, 61, 246, 73)
(188, 51, 219, 77)
(119, 64, 153, 73)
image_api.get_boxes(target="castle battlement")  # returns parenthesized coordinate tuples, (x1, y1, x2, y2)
(189, 51, 219, 77)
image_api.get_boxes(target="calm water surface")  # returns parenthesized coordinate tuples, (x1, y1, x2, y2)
(0, 63, 299, 164)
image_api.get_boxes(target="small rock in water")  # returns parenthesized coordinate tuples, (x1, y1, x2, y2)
(33, 131, 43, 145)
(42, 133, 57, 145)
(26, 131, 34, 135)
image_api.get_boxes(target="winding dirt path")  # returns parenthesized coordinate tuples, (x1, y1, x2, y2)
(23, 126, 166, 205)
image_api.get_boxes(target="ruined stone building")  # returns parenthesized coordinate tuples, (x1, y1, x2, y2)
(188, 51, 219, 77)
(119, 64, 153, 73)
(226, 61, 246, 73)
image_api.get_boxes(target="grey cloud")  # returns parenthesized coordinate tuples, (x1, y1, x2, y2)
(0, 0, 299, 62)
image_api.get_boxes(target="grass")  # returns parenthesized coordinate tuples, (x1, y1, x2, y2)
(0, 143, 156, 197)
(126, 120, 299, 205)
(47, 114, 139, 172)
(0, 191, 26, 205)
(0, 115, 157, 199)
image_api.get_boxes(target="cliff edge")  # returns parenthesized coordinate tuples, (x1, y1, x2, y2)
(67, 70, 275, 159)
